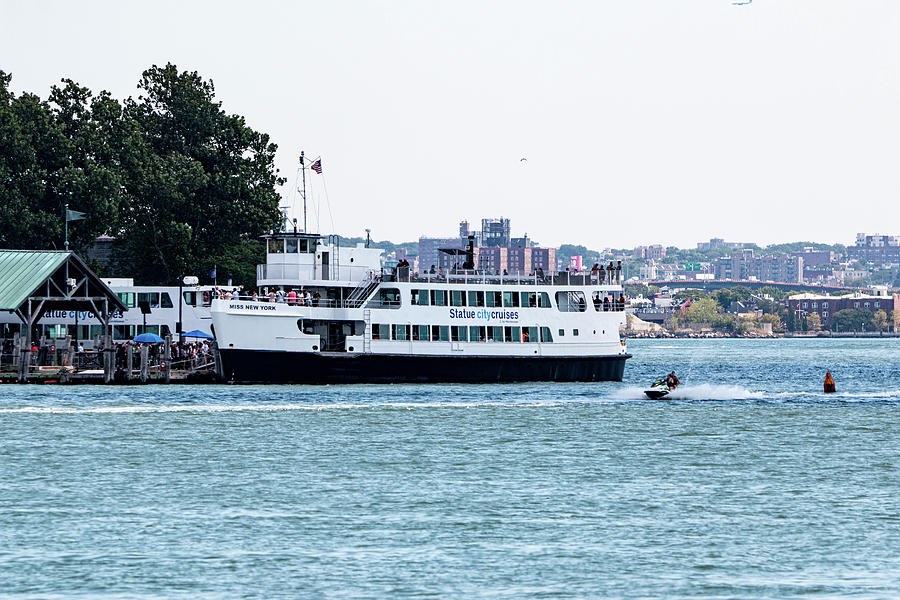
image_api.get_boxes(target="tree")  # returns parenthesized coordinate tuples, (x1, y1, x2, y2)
(831, 309, 873, 332)
(684, 298, 720, 325)
(805, 312, 822, 332)
(872, 309, 888, 332)
(117, 64, 284, 284)
(0, 71, 70, 250)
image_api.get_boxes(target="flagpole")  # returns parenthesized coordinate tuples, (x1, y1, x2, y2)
(300, 150, 307, 233)
(64, 202, 69, 251)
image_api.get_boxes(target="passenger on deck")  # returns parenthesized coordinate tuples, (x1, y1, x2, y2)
(619, 293, 626, 311)
(287, 290, 297, 305)
(251, 291, 259, 302)
(603, 296, 610, 312)
(430, 265, 436, 274)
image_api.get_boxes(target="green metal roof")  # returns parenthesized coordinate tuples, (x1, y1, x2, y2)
(0, 250, 71, 310)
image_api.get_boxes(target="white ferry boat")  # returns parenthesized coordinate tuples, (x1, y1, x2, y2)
(0, 278, 215, 346)
(211, 232, 631, 383)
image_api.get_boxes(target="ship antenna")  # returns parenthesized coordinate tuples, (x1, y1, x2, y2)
(299, 150, 308, 233)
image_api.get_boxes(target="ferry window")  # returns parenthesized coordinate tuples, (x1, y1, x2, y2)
(503, 292, 519, 307)
(378, 289, 401, 307)
(451, 326, 468, 342)
(138, 292, 161, 308)
(540, 327, 553, 342)
(117, 292, 136, 308)
(431, 325, 449, 342)
(160, 293, 174, 309)
(372, 324, 390, 340)
(286, 238, 299, 253)
(468, 291, 485, 307)
(520, 292, 537, 308)
(538, 292, 551, 308)
(298, 239, 309, 253)
(504, 326, 521, 342)
(469, 326, 486, 342)
(450, 290, 467, 307)
(524, 327, 538, 342)
(392, 324, 410, 340)
(573, 329, 579, 336)
(268, 238, 284, 253)
(430, 290, 448, 306)
(485, 291, 502, 307)
(412, 290, 429, 306)
(558, 329, 565, 337)
(555, 291, 586, 312)
(488, 326, 503, 342)
(183, 291, 197, 306)
(413, 325, 429, 341)
(113, 325, 136, 340)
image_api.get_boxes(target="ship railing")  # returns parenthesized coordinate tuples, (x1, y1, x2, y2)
(383, 269, 623, 286)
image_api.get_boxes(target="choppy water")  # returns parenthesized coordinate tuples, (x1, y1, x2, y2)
(2, 338, 899, 599)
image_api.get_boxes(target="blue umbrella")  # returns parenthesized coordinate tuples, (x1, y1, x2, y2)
(181, 329, 214, 339)
(133, 333, 165, 343)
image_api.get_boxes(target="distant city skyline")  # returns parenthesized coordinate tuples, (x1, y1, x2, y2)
(2, 1, 898, 248)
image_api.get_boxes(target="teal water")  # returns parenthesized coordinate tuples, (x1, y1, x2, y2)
(1, 338, 899, 599)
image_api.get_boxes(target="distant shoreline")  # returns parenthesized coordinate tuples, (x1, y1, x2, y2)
(625, 331, 900, 339)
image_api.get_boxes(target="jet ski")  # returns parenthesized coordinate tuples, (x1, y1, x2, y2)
(645, 379, 673, 400)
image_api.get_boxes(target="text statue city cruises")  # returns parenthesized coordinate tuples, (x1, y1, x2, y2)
(211, 231, 631, 383)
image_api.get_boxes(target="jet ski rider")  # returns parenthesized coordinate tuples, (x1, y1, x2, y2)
(665, 371, 680, 390)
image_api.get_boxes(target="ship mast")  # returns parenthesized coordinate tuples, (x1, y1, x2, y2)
(299, 150, 308, 233)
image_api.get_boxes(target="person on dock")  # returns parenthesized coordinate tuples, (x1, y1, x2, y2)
(824, 371, 836, 393)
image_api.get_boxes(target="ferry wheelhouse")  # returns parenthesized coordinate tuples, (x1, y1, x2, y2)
(211, 231, 631, 383)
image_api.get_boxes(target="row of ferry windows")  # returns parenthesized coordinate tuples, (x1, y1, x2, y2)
(405, 289, 552, 308)
(372, 324, 554, 343)
(268, 238, 318, 254)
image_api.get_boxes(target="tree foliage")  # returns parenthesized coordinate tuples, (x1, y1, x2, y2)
(0, 65, 284, 285)
(831, 309, 874, 332)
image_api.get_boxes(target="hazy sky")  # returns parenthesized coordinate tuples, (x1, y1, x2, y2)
(2, 0, 898, 249)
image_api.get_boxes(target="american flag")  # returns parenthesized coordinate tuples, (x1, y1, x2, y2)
(311, 159, 322, 174)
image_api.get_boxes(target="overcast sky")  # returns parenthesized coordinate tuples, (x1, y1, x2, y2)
(2, 0, 898, 249)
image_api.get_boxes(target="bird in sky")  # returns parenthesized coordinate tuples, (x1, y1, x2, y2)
(732, 0, 752, 5)
(520, 157, 528, 162)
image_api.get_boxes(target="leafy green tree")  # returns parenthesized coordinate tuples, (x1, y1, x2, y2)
(117, 64, 284, 284)
(872, 309, 888, 332)
(831, 309, 874, 332)
(684, 298, 720, 325)
(0, 71, 69, 250)
(806, 312, 822, 332)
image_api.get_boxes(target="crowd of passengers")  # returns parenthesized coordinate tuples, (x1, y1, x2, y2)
(392, 261, 624, 283)
(209, 287, 323, 306)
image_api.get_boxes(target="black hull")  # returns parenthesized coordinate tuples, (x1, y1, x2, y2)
(218, 349, 631, 384)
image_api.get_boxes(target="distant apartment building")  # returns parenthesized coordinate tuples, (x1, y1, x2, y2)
(418, 236, 465, 271)
(530, 248, 556, 273)
(698, 238, 745, 251)
(633, 244, 666, 260)
(847, 233, 900, 265)
(714, 250, 802, 283)
(787, 292, 899, 329)
(791, 248, 835, 268)
(476, 247, 507, 273)
(507, 247, 532, 274)
(480, 218, 511, 247)
(639, 261, 658, 280)
(757, 254, 803, 284)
